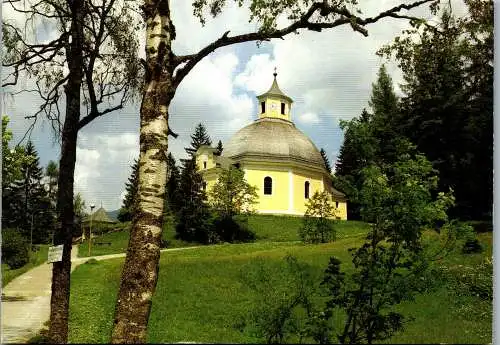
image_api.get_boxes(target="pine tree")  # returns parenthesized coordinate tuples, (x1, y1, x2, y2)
(379, 5, 493, 219)
(164, 153, 181, 215)
(2, 116, 29, 229)
(118, 159, 139, 222)
(320, 148, 332, 174)
(215, 140, 223, 156)
(184, 123, 212, 157)
(334, 64, 403, 220)
(9, 141, 53, 243)
(176, 158, 213, 243)
(368, 64, 402, 167)
(45, 161, 59, 200)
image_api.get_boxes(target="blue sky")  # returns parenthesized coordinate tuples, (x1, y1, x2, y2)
(2, 0, 468, 211)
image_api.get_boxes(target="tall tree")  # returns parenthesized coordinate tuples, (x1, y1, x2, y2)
(45, 161, 59, 205)
(118, 159, 140, 222)
(9, 141, 53, 243)
(2, 116, 29, 227)
(2, 0, 140, 340)
(320, 148, 332, 174)
(215, 140, 223, 156)
(184, 123, 212, 157)
(175, 158, 213, 243)
(164, 153, 181, 215)
(45, 160, 59, 232)
(378, 1, 493, 220)
(367, 64, 401, 167)
(322, 151, 458, 344)
(104, 0, 442, 342)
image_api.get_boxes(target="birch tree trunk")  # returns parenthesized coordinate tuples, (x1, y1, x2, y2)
(111, 0, 175, 342)
(48, 0, 84, 342)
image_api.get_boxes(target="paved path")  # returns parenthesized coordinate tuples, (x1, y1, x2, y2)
(1, 245, 202, 344)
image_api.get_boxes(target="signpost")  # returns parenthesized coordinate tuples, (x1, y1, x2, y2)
(47, 245, 64, 263)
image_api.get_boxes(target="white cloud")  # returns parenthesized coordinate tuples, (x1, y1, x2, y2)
(73, 132, 139, 211)
(297, 112, 320, 125)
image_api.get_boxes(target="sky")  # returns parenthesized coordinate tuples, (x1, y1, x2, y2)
(2, 0, 468, 211)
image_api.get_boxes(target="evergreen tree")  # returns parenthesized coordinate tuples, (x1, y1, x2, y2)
(368, 64, 403, 168)
(9, 141, 53, 243)
(333, 63, 403, 220)
(45, 161, 59, 204)
(164, 152, 181, 215)
(320, 148, 331, 174)
(184, 123, 212, 157)
(215, 140, 223, 156)
(175, 158, 213, 243)
(118, 159, 139, 222)
(175, 123, 214, 241)
(2, 116, 29, 228)
(379, 3, 493, 219)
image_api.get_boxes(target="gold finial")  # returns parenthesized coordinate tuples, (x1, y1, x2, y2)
(273, 67, 277, 78)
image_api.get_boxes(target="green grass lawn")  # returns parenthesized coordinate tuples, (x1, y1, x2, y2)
(78, 216, 196, 257)
(68, 230, 492, 344)
(2, 245, 49, 287)
(77, 214, 370, 257)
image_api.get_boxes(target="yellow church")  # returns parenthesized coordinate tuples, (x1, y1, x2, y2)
(195, 72, 347, 220)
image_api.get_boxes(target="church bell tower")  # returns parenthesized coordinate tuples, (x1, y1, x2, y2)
(256, 68, 293, 121)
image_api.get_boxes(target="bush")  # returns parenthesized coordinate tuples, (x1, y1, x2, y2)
(175, 207, 214, 244)
(444, 260, 492, 301)
(212, 216, 256, 243)
(299, 192, 336, 244)
(466, 221, 492, 233)
(2, 228, 30, 269)
(462, 238, 483, 254)
(241, 255, 319, 343)
(299, 217, 335, 244)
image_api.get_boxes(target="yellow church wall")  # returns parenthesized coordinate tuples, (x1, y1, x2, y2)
(200, 164, 348, 220)
(243, 167, 290, 213)
(292, 170, 324, 214)
(327, 196, 347, 220)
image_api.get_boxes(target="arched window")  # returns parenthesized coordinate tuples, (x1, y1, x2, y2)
(305, 181, 310, 199)
(264, 176, 272, 195)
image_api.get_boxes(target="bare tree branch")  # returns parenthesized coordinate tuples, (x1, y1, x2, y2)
(173, 0, 436, 88)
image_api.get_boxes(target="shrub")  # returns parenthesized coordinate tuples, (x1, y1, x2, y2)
(462, 238, 483, 254)
(444, 260, 492, 301)
(2, 228, 30, 269)
(212, 215, 256, 243)
(466, 221, 492, 233)
(299, 192, 336, 244)
(242, 255, 319, 343)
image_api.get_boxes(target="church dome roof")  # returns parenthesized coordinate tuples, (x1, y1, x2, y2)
(222, 117, 325, 170)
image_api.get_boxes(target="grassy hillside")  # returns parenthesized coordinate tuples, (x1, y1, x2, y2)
(77, 215, 370, 257)
(68, 231, 492, 344)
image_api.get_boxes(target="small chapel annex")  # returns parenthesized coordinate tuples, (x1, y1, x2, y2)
(195, 71, 347, 219)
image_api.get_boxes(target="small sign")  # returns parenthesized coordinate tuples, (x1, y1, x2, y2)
(48, 245, 64, 263)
